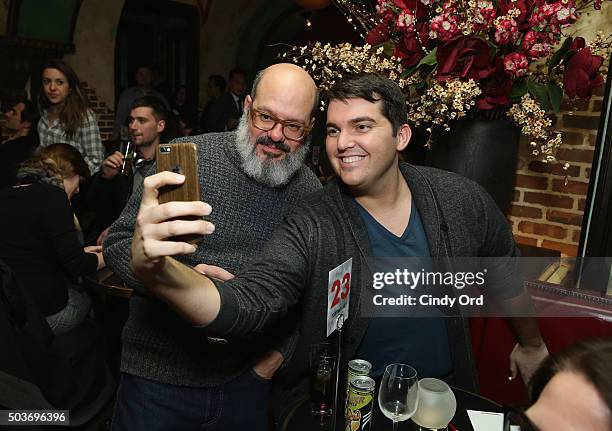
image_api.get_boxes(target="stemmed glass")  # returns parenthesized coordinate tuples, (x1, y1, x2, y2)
(378, 364, 419, 431)
(412, 378, 457, 430)
(309, 343, 336, 418)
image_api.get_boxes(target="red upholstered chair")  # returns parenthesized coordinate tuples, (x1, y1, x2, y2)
(471, 283, 612, 406)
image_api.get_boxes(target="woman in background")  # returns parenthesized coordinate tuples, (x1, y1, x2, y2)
(37, 59, 104, 173)
(506, 337, 612, 431)
(0, 143, 104, 335)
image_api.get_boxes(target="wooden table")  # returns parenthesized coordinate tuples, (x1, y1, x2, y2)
(282, 386, 503, 431)
(85, 267, 133, 298)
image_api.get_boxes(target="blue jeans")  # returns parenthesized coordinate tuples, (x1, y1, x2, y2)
(111, 370, 271, 431)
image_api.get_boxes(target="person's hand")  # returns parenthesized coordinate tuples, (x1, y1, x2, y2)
(101, 151, 124, 179)
(131, 171, 214, 279)
(509, 342, 549, 385)
(193, 264, 234, 282)
(96, 226, 111, 247)
(95, 252, 106, 270)
(85, 246, 105, 269)
(252, 350, 284, 380)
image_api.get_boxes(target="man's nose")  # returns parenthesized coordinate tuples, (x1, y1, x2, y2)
(268, 123, 284, 142)
(336, 131, 354, 151)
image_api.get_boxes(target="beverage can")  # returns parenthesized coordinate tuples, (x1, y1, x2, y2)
(345, 376, 375, 431)
(345, 359, 371, 407)
(348, 359, 372, 381)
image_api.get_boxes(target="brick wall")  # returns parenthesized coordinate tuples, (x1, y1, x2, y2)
(81, 81, 115, 142)
(510, 85, 604, 257)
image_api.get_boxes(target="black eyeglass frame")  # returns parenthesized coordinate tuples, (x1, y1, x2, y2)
(249, 107, 312, 142)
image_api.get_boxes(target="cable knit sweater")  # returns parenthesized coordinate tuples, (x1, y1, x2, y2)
(103, 132, 321, 386)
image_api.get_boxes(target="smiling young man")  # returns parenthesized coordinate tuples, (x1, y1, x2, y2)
(103, 63, 321, 431)
(128, 73, 549, 425)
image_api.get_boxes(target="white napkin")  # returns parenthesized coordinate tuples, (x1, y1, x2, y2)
(467, 409, 504, 431)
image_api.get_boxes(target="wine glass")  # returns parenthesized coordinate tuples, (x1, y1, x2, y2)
(412, 378, 457, 430)
(309, 343, 336, 417)
(378, 364, 419, 431)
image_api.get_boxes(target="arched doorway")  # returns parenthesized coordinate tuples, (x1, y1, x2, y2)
(114, 0, 200, 112)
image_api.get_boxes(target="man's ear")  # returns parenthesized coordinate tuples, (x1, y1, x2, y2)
(396, 124, 412, 152)
(244, 95, 252, 112)
(157, 119, 166, 133)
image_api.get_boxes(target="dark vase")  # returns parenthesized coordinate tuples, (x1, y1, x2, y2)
(425, 119, 520, 215)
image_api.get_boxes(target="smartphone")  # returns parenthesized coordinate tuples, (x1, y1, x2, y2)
(156, 142, 203, 243)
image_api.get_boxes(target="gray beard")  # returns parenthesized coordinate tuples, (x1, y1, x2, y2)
(234, 115, 310, 187)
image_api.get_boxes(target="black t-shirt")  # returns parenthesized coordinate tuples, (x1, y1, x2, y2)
(0, 183, 98, 315)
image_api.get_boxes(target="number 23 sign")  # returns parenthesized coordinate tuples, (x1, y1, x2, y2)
(327, 258, 352, 337)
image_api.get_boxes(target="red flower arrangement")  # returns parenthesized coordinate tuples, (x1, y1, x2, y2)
(285, 0, 611, 164)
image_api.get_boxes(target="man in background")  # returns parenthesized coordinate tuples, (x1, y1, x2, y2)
(90, 96, 167, 245)
(0, 99, 39, 187)
(199, 74, 226, 133)
(203, 68, 247, 132)
(113, 65, 169, 140)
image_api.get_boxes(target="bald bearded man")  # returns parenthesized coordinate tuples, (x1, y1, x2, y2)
(104, 64, 321, 431)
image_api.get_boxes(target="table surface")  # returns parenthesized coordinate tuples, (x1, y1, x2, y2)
(85, 267, 133, 298)
(283, 386, 503, 431)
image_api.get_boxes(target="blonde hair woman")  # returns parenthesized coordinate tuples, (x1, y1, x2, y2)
(0, 144, 104, 334)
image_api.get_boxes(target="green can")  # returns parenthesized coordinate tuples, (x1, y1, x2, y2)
(345, 359, 371, 407)
(345, 376, 375, 431)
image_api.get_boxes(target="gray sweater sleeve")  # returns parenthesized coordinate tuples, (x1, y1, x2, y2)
(206, 211, 313, 337)
(473, 182, 523, 301)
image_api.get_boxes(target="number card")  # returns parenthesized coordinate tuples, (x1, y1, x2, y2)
(327, 258, 352, 337)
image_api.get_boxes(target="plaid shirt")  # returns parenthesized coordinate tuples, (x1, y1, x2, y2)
(38, 109, 104, 174)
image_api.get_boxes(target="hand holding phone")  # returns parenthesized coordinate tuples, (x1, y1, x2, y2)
(156, 143, 204, 243)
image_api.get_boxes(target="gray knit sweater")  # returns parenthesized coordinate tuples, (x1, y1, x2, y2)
(103, 132, 321, 386)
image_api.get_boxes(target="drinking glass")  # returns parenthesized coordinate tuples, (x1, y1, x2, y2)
(120, 140, 135, 175)
(309, 342, 336, 417)
(378, 364, 419, 431)
(412, 378, 457, 430)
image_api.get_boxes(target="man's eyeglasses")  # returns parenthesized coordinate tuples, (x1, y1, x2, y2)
(504, 408, 540, 431)
(250, 107, 311, 142)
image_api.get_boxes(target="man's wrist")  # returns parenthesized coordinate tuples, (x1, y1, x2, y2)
(519, 339, 545, 349)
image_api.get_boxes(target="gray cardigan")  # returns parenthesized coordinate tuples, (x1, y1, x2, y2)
(103, 131, 321, 386)
(203, 163, 522, 421)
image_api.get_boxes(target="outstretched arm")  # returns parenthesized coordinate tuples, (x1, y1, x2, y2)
(130, 171, 219, 325)
(130, 171, 311, 336)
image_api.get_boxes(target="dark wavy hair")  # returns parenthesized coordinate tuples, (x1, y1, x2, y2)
(324, 73, 407, 136)
(39, 59, 90, 139)
(529, 337, 612, 427)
